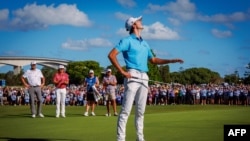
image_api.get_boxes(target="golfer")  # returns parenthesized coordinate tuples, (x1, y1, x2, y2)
(21, 61, 45, 118)
(53, 65, 69, 118)
(108, 16, 184, 141)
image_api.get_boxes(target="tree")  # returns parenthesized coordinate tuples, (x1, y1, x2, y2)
(158, 65, 170, 83)
(148, 63, 161, 85)
(244, 62, 250, 84)
(224, 74, 238, 85)
(41, 67, 56, 85)
(67, 61, 102, 85)
(171, 67, 221, 84)
(244, 62, 250, 77)
(1, 70, 24, 86)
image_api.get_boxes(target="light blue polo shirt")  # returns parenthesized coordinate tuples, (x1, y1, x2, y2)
(115, 34, 154, 72)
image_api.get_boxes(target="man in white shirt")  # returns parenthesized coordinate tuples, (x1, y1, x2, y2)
(21, 61, 45, 118)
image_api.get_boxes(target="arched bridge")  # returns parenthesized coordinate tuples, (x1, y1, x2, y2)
(0, 56, 71, 74)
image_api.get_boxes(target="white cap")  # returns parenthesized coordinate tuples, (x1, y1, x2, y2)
(31, 61, 36, 65)
(125, 16, 142, 31)
(106, 68, 112, 72)
(89, 69, 94, 73)
(58, 65, 65, 69)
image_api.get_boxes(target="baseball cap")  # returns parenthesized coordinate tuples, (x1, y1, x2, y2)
(89, 69, 94, 73)
(58, 65, 65, 69)
(106, 68, 112, 72)
(125, 16, 142, 31)
(31, 61, 36, 65)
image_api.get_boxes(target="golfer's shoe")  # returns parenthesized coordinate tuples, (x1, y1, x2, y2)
(61, 114, 66, 118)
(38, 113, 44, 118)
(105, 113, 111, 117)
(91, 112, 96, 116)
(84, 112, 89, 116)
(31, 114, 36, 118)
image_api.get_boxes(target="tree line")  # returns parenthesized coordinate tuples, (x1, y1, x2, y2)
(0, 61, 250, 86)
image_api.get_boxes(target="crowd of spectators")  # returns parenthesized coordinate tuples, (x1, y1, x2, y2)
(0, 85, 123, 107)
(0, 83, 250, 107)
(148, 83, 250, 106)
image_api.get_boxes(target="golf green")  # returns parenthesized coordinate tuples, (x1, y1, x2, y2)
(0, 105, 249, 141)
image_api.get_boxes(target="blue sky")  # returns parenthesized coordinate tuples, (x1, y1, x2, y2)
(0, 0, 249, 78)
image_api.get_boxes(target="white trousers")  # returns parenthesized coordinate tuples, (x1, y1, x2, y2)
(56, 88, 66, 116)
(117, 69, 148, 141)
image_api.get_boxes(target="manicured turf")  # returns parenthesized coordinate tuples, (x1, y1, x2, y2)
(0, 104, 249, 141)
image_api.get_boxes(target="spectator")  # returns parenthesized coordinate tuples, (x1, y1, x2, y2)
(217, 87, 224, 104)
(24, 88, 30, 106)
(159, 86, 167, 105)
(10, 90, 17, 106)
(228, 88, 234, 105)
(210, 87, 216, 104)
(169, 87, 175, 105)
(147, 88, 153, 105)
(190, 86, 196, 105)
(77, 87, 85, 106)
(102, 68, 118, 116)
(233, 88, 240, 105)
(50, 88, 56, 105)
(16, 88, 22, 106)
(242, 87, 248, 106)
(200, 87, 207, 105)
(180, 86, 186, 104)
(0, 87, 3, 106)
(65, 94, 70, 106)
(247, 88, 250, 106)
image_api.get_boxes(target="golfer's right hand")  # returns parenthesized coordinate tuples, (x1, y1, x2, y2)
(123, 72, 131, 79)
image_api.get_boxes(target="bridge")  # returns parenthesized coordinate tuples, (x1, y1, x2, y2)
(0, 56, 72, 74)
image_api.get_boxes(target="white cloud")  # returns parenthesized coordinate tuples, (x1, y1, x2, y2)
(168, 17, 181, 26)
(198, 12, 248, 23)
(0, 3, 92, 31)
(143, 22, 180, 40)
(117, 0, 136, 8)
(153, 49, 171, 57)
(147, 0, 250, 26)
(117, 21, 180, 40)
(211, 29, 232, 38)
(0, 9, 9, 21)
(147, 0, 197, 21)
(61, 38, 113, 51)
(115, 12, 130, 21)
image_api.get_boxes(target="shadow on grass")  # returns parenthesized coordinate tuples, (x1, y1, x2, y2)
(0, 114, 32, 118)
(0, 114, 63, 118)
(0, 137, 80, 141)
(0, 113, 110, 118)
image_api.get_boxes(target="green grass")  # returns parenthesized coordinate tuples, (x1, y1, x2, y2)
(0, 105, 249, 141)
